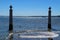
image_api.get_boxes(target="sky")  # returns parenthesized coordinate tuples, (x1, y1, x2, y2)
(0, 0, 60, 16)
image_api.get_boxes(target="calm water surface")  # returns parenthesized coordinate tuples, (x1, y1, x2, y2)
(0, 16, 60, 40)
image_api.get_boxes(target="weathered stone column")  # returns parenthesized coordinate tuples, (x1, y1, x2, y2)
(9, 5, 13, 32)
(9, 5, 13, 40)
(48, 7, 53, 40)
(48, 7, 51, 31)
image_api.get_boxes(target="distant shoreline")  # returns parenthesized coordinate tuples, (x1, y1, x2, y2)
(0, 16, 60, 17)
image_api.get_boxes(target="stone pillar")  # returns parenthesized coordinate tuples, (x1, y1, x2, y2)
(48, 7, 53, 40)
(9, 5, 13, 32)
(48, 7, 51, 31)
(8, 5, 13, 40)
